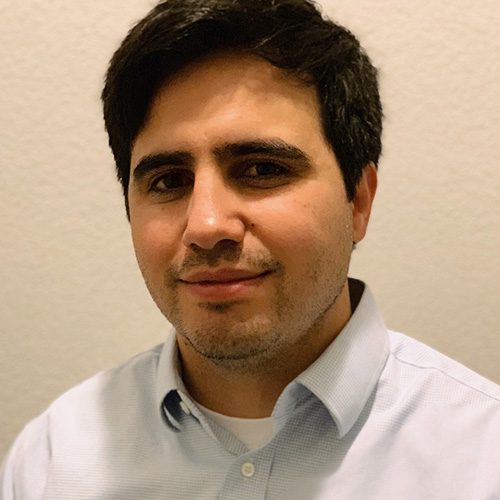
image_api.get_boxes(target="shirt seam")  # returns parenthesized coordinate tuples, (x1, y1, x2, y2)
(390, 351, 500, 404)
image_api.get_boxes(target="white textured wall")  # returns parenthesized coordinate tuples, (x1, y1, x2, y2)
(1, 0, 499, 459)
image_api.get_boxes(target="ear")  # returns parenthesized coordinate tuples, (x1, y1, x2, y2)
(352, 162, 378, 243)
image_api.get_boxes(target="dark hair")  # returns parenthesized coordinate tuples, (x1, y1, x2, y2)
(102, 0, 382, 213)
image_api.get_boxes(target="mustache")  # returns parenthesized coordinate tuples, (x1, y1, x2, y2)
(166, 241, 284, 287)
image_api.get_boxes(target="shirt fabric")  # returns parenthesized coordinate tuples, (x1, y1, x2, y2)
(2, 281, 500, 499)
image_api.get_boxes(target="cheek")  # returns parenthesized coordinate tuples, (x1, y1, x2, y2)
(250, 191, 350, 256)
(130, 216, 181, 273)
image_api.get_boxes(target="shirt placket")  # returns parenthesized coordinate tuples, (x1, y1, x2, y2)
(218, 443, 276, 500)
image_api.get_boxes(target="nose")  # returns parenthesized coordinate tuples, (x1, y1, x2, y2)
(182, 169, 246, 250)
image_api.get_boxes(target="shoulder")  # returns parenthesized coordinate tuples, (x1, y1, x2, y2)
(1, 411, 50, 500)
(8, 341, 165, 436)
(49, 342, 164, 411)
(386, 330, 500, 404)
(42, 342, 166, 442)
(1, 343, 166, 499)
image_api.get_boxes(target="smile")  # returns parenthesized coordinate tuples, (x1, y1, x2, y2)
(179, 270, 271, 301)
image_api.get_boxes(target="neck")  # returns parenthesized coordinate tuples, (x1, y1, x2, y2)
(177, 284, 352, 418)
(179, 343, 308, 418)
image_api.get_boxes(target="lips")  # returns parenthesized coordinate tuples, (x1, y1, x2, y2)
(181, 269, 268, 284)
(179, 269, 271, 301)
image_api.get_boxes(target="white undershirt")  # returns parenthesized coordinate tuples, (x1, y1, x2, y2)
(196, 403, 274, 451)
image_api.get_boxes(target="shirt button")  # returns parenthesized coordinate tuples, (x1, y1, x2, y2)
(241, 462, 255, 478)
(179, 401, 191, 415)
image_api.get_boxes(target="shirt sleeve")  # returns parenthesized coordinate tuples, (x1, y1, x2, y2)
(0, 412, 51, 500)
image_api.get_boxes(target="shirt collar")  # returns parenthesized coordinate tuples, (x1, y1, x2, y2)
(156, 327, 186, 429)
(157, 333, 243, 449)
(295, 279, 390, 437)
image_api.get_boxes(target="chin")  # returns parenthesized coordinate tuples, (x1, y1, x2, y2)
(177, 314, 282, 364)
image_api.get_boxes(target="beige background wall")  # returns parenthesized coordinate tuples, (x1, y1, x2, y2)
(1, 0, 499, 459)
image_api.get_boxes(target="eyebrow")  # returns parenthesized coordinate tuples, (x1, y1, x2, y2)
(213, 139, 312, 163)
(132, 138, 311, 183)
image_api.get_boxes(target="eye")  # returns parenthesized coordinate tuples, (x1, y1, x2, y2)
(150, 169, 193, 194)
(243, 161, 288, 178)
(235, 160, 294, 189)
(241, 161, 290, 182)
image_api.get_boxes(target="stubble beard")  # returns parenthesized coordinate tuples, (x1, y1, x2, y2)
(143, 243, 351, 375)
(160, 252, 289, 373)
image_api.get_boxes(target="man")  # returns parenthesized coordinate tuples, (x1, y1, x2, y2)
(2, 0, 499, 498)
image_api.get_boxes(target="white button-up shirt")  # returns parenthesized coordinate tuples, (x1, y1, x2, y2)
(2, 281, 500, 499)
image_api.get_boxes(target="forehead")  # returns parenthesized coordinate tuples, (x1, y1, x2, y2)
(155, 50, 314, 106)
(132, 52, 327, 161)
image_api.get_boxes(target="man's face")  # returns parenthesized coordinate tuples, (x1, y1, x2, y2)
(129, 53, 375, 372)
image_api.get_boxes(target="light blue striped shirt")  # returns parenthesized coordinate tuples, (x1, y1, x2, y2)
(2, 282, 500, 499)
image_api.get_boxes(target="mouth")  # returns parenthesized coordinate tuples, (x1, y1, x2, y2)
(181, 269, 271, 284)
(179, 270, 272, 301)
